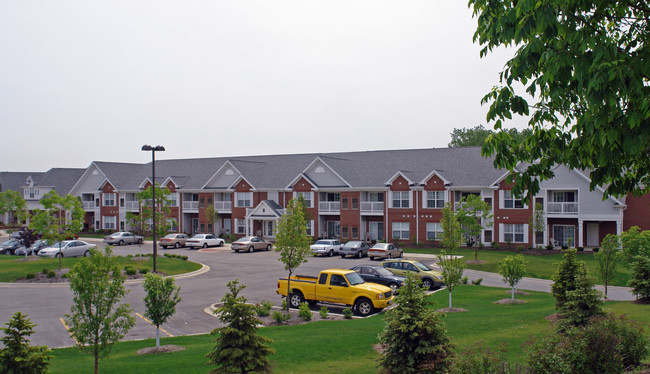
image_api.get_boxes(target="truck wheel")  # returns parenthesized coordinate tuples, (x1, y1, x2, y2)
(289, 291, 304, 308)
(354, 298, 374, 316)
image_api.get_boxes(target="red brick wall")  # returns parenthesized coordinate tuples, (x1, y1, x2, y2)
(494, 182, 533, 246)
(100, 183, 118, 229)
(340, 191, 360, 240)
(624, 193, 650, 231)
(387, 176, 416, 242)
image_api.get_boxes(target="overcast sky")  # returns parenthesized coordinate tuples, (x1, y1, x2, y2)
(1, 1, 527, 172)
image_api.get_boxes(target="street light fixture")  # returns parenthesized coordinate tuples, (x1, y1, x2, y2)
(141, 145, 165, 272)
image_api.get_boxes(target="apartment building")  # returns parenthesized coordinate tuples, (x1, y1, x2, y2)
(2, 147, 648, 248)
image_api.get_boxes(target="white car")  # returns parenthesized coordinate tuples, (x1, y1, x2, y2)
(38, 240, 97, 258)
(186, 234, 224, 249)
(310, 239, 343, 257)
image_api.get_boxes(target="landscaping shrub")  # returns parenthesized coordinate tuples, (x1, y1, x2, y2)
(449, 344, 517, 374)
(516, 245, 525, 252)
(576, 246, 584, 252)
(490, 241, 499, 249)
(181, 255, 188, 261)
(281, 299, 287, 310)
(471, 278, 483, 286)
(592, 247, 600, 253)
(319, 306, 328, 319)
(462, 276, 469, 284)
(254, 301, 273, 317)
(342, 308, 353, 319)
(124, 267, 137, 276)
(298, 302, 312, 321)
(42, 268, 48, 275)
(46, 271, 56, 279)
(272, 311, 290, 323)
(545, 245, 554, 250)
(561, 245, 569, 250)
(126, 254, 133, 258)
(25, 273, 35, 280)
(139, 268, 149, 275)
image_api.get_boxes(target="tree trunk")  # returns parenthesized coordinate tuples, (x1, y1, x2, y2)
(448, 291, 452, 309)
(286, 272, 292, 312)
(156, 326, 160, 348)
(59, 242, 63, 271)
(511, 287, 515, 300)
(94, 355, 99, 374)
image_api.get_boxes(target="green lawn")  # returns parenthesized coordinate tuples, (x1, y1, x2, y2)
(0, 256, 201, 282)
(405, 246, 633, 287)
(47, 285, 650, 373)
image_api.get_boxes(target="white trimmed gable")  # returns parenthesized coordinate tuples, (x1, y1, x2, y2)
(300, 157, 350, 188)
(385, 171, 414, 186)
(246, 201, 283, 219)
(203, 161, 243, 190)
(420, 170, 451, 186)
(70, 163, 108, 195)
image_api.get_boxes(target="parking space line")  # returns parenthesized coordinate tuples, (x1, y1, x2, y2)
(59, 318, 78, 345)
(135, 313, 174, 337)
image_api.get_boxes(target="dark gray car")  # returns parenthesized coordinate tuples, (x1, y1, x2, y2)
(339, 240, 370, 258)
(0, 240, 25, 255)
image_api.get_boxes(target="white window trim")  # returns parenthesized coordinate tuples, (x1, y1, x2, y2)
(499, 190, 527, 209)
(392, 222, 410, 240)
(103, 193, 116, 207)
(292, 191, 314, 208)
(235, 192, 253, 208)
(391, 191, 411, 209)
(103, 216, 116, 230)
(423, 190, 445, 209)
(426, 222, 443, 240)
(499, 223, 528, 243)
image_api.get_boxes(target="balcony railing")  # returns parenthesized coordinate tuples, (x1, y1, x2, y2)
(124, 201, 139, 211)
(214, 201, 232, 212)
(183, 201, 199, 211)
(82, 201, 95, 210)
(319, 201, 340, 213)
(547, 202, 578, 214)
(361, 202, 384, 214)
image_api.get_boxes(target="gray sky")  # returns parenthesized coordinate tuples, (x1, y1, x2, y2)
(0, 1, 527, 172)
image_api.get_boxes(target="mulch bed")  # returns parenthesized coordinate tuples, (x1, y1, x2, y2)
(494, 299, 528, 305)
(137, 345, 186, 355)
(435, 307, 468, 313)
(15, 270, 150, 283)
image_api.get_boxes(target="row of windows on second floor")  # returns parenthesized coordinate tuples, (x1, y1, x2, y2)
(80, 189, 582, 216)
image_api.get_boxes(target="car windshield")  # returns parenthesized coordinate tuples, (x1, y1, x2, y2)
(162, 234, 176, 239)
(109, 232, 121, 236)
(235, 237, 251, 243)
(314, 240, 330, 245)
(372, 243, 388, 249)
(191, 235, 205, 239)
(345, 241, 362, 247)
(414, 262, 432, 271)
(345, 272, 365, 285)
(376, 267, 395, 276)
(4, 240, 19, 245)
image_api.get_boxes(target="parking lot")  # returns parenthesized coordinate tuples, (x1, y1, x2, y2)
(0, 235, 406, 348)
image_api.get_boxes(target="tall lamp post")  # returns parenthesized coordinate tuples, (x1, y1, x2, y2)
(141, 145, 165, 273)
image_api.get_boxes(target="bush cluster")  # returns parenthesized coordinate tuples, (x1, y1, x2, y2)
(254, 301, 273, 317)
(298, 302, 312, 321)
(272, 311, 290, 323)
(25, 273, 35, 280)
(124, 267, 137, 276)
(319, 306, 329, 319)
(342, 308, 353, 319)
(139, 268, 149, 275)
(46, 271, 56, 279)
(163, 253, 188, 261)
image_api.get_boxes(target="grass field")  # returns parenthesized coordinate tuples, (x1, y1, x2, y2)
(0, 255, 202, 282)
(47, 285, 650, 373)
(405, 246, 633, 287)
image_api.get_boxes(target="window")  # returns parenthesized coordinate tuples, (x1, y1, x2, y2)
(352, 198, 359, 209)
(392, 191, 410, 208)
(200, 223, 205, 232)
(293, 192, 313, 208)
(503, 191, 524, 209)
(425, 191, 445, 208)
(235, 219, 246, 234)
(236, 192, 252, 207)
(103, 216, 116, 230)
(553, 225, 575, 247)
(200, 198, 205, 208)
(103, 193, 116, 206)
(341, 198, 349, 209)
(369, 192, 384, 202)
(553, 191, 576, 202)
(426, 222, 443, 240)
(351, 226, 359, 239)
(168, 193, 178, 207)
(504, 224, 525, 243)
(484, 230, 493, 243)
(306, 220, 314, 236)
(120, 198, 125, 208)
(342, 226, 349, 239)
(392, 222, 410, 240)
(223, 219, 232, 233)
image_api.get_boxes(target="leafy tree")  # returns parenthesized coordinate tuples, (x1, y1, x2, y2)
(206, 279, 275, 374)
(143, 273, 182, 348)
(470, 0, 650, 199)
(0, 312, 51, 374)
(205, 205, 219, 234)
(455, 194, 493, 261)
(15, 226, 39, 258)
(619, 226, 650, 264)
(595, 234, 622, 298)
(126, 184, 172, 240)
(558, 263, 603, 331)
(378, 272, 453, 374)
(64, 247, 136, 374)
(438, 250, 466, 309)
(440, 202, 463, 252)
(0, 190, 27, 225)
(499, 254, 526, 300)
(627, 256, 650, 301)
(275, 195, 312, 312)
(529, 202, 546, 247)
(448, 125, 531, 148)
(551, 249, 580, 310)
(29, 191, 85, 271)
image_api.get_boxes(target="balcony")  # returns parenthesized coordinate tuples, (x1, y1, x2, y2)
(361, 202, 384, 215)
(82, 201, 95, 210)
(214, 201, 232, 213)
(124, 201, 139, 211)
(547, 202, 578, 215)
(183, 201, 199, 212)
(319, 201, 340, 214)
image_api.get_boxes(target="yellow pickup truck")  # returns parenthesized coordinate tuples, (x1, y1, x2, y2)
(277, 269, 394, 316)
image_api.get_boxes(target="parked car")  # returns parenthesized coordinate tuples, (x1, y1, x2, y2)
(0, 240, 25, 255)
(368, 242, 403, 260)
(339, 241, 370, 258)
(20, 239, 53, 255)
(186, 234, 225, 249)
(38, 240, 97, 258)
(381, 259, 444, 290)
(103, 232, 144, 246)
(231, 236, 272, 253)
(310, 239, 343, 257)
(158, 233, 188, 249)
(348, 265, 406, 293)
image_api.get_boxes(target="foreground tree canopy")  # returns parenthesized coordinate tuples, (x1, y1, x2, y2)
(469, 0, 650, 198)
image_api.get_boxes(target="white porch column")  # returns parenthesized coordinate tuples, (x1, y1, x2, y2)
(616, 220, 623, 236)
(577, 219, 584, 247)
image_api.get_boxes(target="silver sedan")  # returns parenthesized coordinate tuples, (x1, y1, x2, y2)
(38, 240, 97, 258)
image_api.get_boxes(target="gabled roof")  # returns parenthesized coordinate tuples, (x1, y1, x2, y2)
(246, 200, 285, 219)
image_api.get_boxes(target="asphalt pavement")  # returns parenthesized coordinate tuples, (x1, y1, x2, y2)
(0, 235, 637, 348)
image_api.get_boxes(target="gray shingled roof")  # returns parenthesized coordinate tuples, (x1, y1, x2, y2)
(38, 168, 86, 194)
(0, 172, 42, 192)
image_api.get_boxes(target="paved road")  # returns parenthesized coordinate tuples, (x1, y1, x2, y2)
(0, 236, 636, 348)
